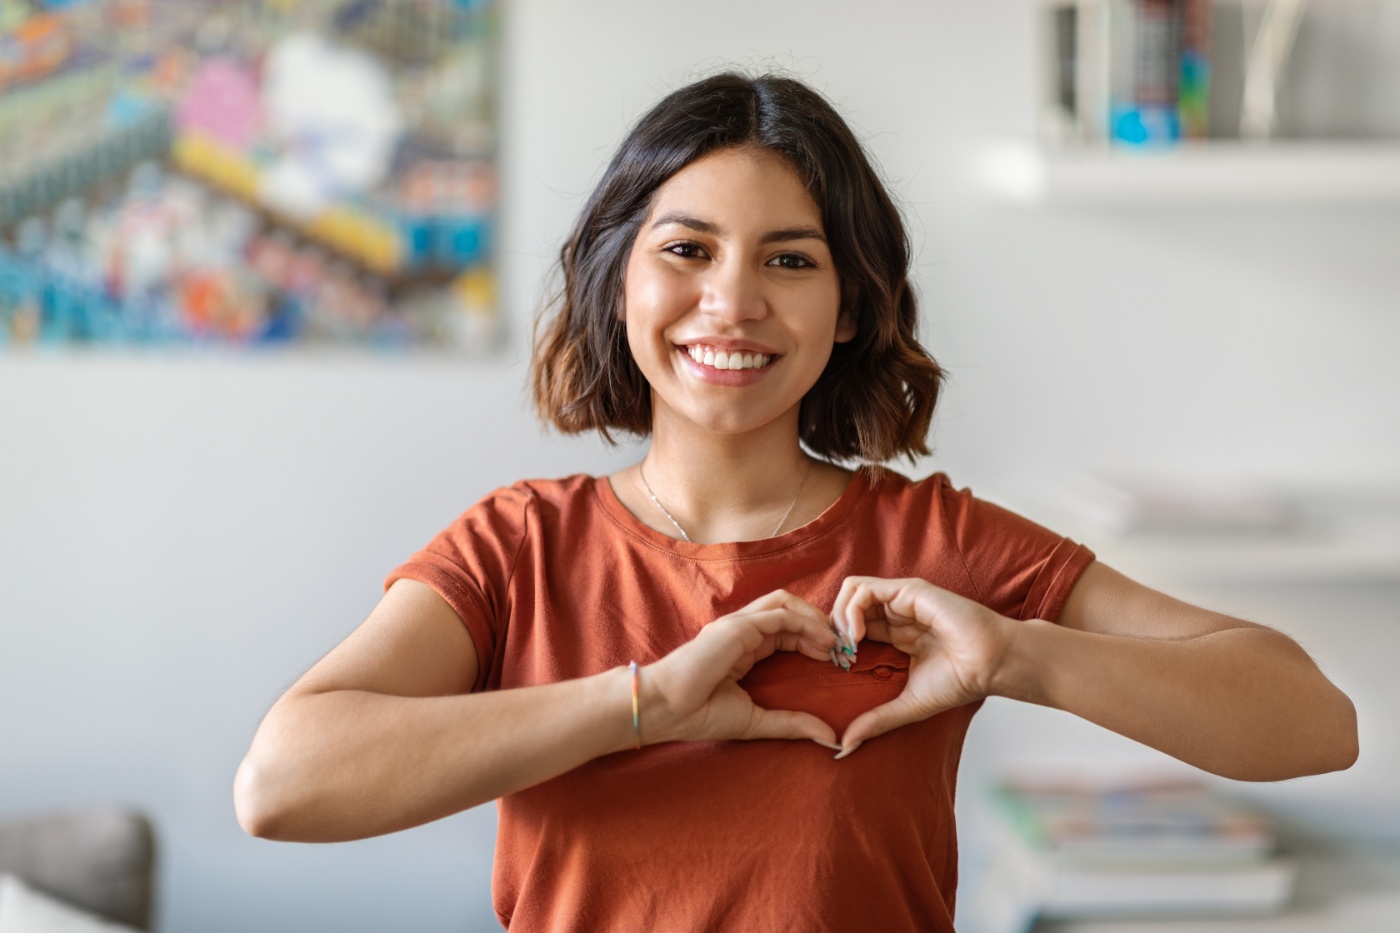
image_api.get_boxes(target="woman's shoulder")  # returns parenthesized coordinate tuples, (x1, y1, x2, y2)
(466, 472, 595, 501)
(860, 467, 956, 506)
(858, 468, 1023, 531)
(411, 475, 603, 562)
(501, 473, 600, 499)
(458, 473, 602, 522)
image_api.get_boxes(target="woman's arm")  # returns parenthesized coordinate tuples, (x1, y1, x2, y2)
(997, 561, 1359, 781)
(234, 579, 634, 842)
(831, 566, 1358, 780)
(234, 580, 841, 842)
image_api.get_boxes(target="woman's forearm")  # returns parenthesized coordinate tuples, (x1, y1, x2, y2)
(992, 620, 1358, 781)
(234, 667, 635, 842)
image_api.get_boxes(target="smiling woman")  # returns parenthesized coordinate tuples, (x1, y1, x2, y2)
(532, 73, 941, 464)
(233, 72, 1357, 933)
(621, 147, 851, 443)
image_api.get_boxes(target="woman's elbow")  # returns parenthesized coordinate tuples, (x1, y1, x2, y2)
(1297, 683, 1360, 777)
(233, 755, 295, 840)
(1323, 692, 1360, 774)
(1238, 691, 1359, 782)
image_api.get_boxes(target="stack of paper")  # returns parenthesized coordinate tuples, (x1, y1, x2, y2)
(963, 778, 1297, 933)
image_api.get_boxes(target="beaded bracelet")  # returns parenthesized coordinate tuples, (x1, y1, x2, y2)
(629, 660, 641, 750)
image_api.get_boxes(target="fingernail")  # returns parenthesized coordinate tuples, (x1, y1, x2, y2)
(812, 739, 843, 751)
(833, 741, 862, 760)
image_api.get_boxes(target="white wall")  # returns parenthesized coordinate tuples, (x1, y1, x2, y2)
(3, 2, 1398, 930)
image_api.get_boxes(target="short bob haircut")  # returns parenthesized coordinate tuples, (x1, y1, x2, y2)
(532, 71, 943, 464)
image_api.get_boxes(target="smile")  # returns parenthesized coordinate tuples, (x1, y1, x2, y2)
(681, 345, 773, 371)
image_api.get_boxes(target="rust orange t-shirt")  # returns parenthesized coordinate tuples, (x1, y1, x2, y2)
(385, 469, 1094, 932)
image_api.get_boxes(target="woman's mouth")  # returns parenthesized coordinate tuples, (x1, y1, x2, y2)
(680, 345, 774, 371)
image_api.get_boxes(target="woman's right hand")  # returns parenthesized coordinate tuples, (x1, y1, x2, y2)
(639, 589, 842, 749)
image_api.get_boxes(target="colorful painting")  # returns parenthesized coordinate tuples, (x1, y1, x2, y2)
(0, 0, 499, 351)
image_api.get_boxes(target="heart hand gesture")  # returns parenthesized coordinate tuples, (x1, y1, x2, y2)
(831, 577, 1019, 755)
(643, 589, 843, 749)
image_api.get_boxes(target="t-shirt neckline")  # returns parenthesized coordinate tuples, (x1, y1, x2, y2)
(594, 467, 871, 560)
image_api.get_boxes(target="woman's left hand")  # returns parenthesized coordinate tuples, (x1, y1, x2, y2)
(830, 576, 1018, 755)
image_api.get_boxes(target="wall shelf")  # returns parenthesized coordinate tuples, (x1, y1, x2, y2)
(975, 140, 1400, 206)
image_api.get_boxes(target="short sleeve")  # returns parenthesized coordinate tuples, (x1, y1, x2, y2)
(383, 484, 534, 690)
(936, 480, 1095, 624)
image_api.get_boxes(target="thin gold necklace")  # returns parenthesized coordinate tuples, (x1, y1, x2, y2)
(638, 458, 813, 544)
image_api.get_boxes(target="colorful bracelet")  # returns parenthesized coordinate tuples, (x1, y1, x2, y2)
(629, 661, 641, 750)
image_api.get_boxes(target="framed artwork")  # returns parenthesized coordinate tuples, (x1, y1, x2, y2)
(0, 0, 500, 351)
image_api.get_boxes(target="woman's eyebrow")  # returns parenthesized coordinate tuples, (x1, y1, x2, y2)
(649, 212, 826, 244)
(650, 212, 719, 234)
(759, 226, 826, 245)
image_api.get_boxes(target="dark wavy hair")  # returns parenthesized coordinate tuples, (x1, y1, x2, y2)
(531, 71, 943, 464)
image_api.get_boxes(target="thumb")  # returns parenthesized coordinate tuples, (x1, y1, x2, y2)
(743, 707, 839, 748)
(838, 695, 936, 754)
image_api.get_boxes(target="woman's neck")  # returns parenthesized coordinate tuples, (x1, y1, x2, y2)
(620, 404, 846, 544)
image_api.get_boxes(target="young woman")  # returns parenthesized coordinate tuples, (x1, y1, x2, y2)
(234, 73, 1357, 932)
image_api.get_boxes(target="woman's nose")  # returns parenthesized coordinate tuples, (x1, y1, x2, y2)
(699, 261, 767, 322)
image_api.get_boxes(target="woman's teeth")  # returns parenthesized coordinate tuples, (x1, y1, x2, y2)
(686, 346, 771, 371)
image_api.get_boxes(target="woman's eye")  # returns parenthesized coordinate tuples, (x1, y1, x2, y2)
(769, 253, 815, 270)
(664, 242, 705, 259)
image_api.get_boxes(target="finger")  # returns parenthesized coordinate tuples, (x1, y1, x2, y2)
(835, 578, 893, 646)
(741, 707, 839, 747)
(791, 632, 845, 665)
(838, 693, 941, 751)
(725, 591, 835, 655)
(724, 604, 837, 648)
(831, 576, 879, 645)
(862, 616, 893, 645)
(758, 621, 844, 666)
(861, 616, 928, 647)
(737, 588, 830, 629)
(834, 576, 927, 641)
(704, 607, 836, 670)
(839, 577, 939, 641)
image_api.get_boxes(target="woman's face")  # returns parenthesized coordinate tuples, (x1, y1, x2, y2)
(623, 146, 853, 440)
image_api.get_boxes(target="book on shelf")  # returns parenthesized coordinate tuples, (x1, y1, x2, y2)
(1039, 0, 1213, 148)
(961, 778, 1297, 933)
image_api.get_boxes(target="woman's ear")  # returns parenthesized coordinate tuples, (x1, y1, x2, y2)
(834, 307, 856, 344)
(834, 280, 857, 343)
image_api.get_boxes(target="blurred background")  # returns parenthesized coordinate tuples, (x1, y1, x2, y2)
(2, 0, 1398, 930)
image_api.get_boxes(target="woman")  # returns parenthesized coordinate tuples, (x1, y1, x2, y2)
(235, 73, 1357, 932)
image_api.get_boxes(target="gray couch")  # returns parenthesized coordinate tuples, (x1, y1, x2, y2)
(0, 807, 156, 930)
